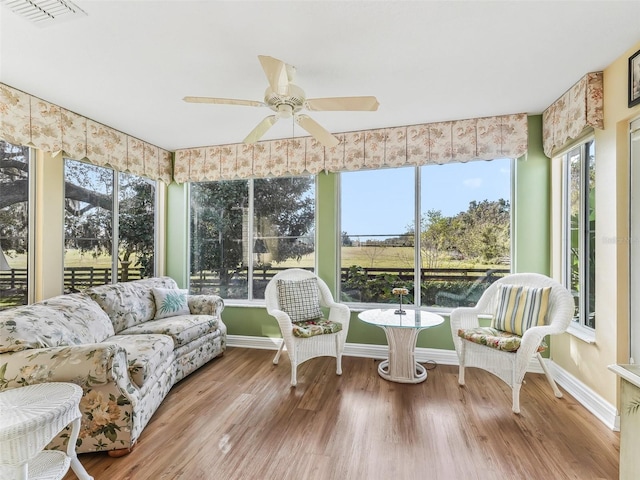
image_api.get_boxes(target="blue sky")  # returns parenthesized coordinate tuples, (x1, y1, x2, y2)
(341, 159, 511, 237)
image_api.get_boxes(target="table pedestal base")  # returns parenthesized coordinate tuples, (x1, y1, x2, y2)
(379, 326, 427, 384)
(378, 359, 427, 384)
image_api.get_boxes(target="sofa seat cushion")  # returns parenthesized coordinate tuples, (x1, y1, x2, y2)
(0, 305, 84, 353)
(457, 327, 547, 353)
(119, 315, 220, 348)
(87, 277, 179, 333)
(106, 334, 174, 389)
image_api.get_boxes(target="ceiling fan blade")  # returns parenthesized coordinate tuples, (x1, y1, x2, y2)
(243, 115, 279, 144)
(258, 55, 290, 96)
(305, 96, 380, 112)
(183, 96, 264, 107)
(295, 114, 340, 148)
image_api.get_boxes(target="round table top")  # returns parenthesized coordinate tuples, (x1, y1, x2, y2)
(0, 382, 83, 465)
(358, 308, 444, 328)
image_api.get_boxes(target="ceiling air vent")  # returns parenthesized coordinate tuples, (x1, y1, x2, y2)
(0, 0, 86, 26)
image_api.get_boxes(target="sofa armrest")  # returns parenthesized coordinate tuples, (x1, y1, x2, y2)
(0, 343, 131, 391)
(188, 294, 225, 317)
(0, 343, 145, 454)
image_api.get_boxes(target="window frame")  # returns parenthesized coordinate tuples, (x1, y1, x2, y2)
(0, 141, 33, 308)
(559, 136, 596, 338)
(63, 158, 159, 289)
(188, 175, 318, 304)
(338, 160, 513, 311)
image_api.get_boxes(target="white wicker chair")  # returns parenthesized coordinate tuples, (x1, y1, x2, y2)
(450, 273, 574, 413)
(265, 268, 350, 387)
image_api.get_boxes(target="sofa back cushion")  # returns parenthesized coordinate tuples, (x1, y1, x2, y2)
(40, 293, 115, 343)
(0, 304, 84, 353)
(87, 277, 179, 333)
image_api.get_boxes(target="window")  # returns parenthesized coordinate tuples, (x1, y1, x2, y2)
(118, 172, 156, 281)
(340, 167, 415, 303)
(64, 159, 156, 292)
(0, 140, 30, 309)
(190, 176, 315, 300)
(340, 159, 511, 307)
(562, 140, 595, 329)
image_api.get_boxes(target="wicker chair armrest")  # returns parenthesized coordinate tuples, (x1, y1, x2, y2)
(449, 307, 486, 331)
(520, 323, 567, 348)
(267, 308, 294, 330)
(188, 294, 225, 317)
(326, 303, 351, 330)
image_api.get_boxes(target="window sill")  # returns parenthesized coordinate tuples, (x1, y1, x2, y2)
(566, 323, 596, 344)
(224, 300, 266, 308)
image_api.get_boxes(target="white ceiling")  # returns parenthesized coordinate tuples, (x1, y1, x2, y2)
(1, 1, 640, 151)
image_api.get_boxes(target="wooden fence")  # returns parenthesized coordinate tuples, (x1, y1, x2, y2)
(188, 266, 509, 291)
(0, 267, 144, 295)
(1, 265, 509, 305)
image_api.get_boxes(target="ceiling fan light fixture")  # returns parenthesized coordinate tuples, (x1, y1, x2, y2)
(276, 104, 293, 119)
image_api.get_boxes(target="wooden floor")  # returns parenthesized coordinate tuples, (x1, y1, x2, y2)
(65, 347, 619, 480)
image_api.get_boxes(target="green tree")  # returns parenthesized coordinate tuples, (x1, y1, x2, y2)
(341, 231, 352, 246)
(118, 175, 155, 277)
(0, 142, 30, 256)
(405, 199, 510, 266)
(420, 209, 454, 268)
(64, 160, 156, 278)
(255, 177, 314, 263)
(190, 177, 315, 294)
(451, 199, 510, 262)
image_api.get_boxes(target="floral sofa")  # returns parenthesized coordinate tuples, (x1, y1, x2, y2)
(0, 276, 226, 455)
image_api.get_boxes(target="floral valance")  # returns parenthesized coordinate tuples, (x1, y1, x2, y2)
(173, 113, 528, 183)
(0, 83, 172, 184)
(542, 72, 604, 157)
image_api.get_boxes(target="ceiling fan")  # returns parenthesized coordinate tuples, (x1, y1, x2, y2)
(183, 55, 379, 148)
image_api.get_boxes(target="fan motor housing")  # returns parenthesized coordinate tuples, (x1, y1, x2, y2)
(264, 84, 305, 115)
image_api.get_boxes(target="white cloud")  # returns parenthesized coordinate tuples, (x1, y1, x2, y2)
(463, 177, 483, 188)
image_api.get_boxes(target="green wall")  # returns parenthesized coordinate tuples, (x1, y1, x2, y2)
(513, 115, 551, 275)
(166, 115, 549, 350)
(166, 181, 189, 288)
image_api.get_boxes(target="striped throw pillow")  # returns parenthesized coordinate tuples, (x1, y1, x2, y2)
(491, 284, 551, 336)
(276, 278, 323, 323)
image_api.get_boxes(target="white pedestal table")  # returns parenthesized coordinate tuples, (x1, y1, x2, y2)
(358, 308, 444, 384)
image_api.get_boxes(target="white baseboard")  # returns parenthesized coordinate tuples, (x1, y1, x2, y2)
(227, 334, 282, 350)
(226, 335, 619, 430)
(227, 335, 460, 365)
(549, 360, 619, 431)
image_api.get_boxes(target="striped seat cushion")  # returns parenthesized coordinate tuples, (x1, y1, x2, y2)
(491, 284, 551, 335)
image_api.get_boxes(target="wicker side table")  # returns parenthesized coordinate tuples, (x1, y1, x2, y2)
(0, 382, 93, 480)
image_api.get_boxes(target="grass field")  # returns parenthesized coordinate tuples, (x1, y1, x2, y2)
(3, 246, 503, 272)
(274, 246, 500, 270)
(4, 250, 118, 269)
